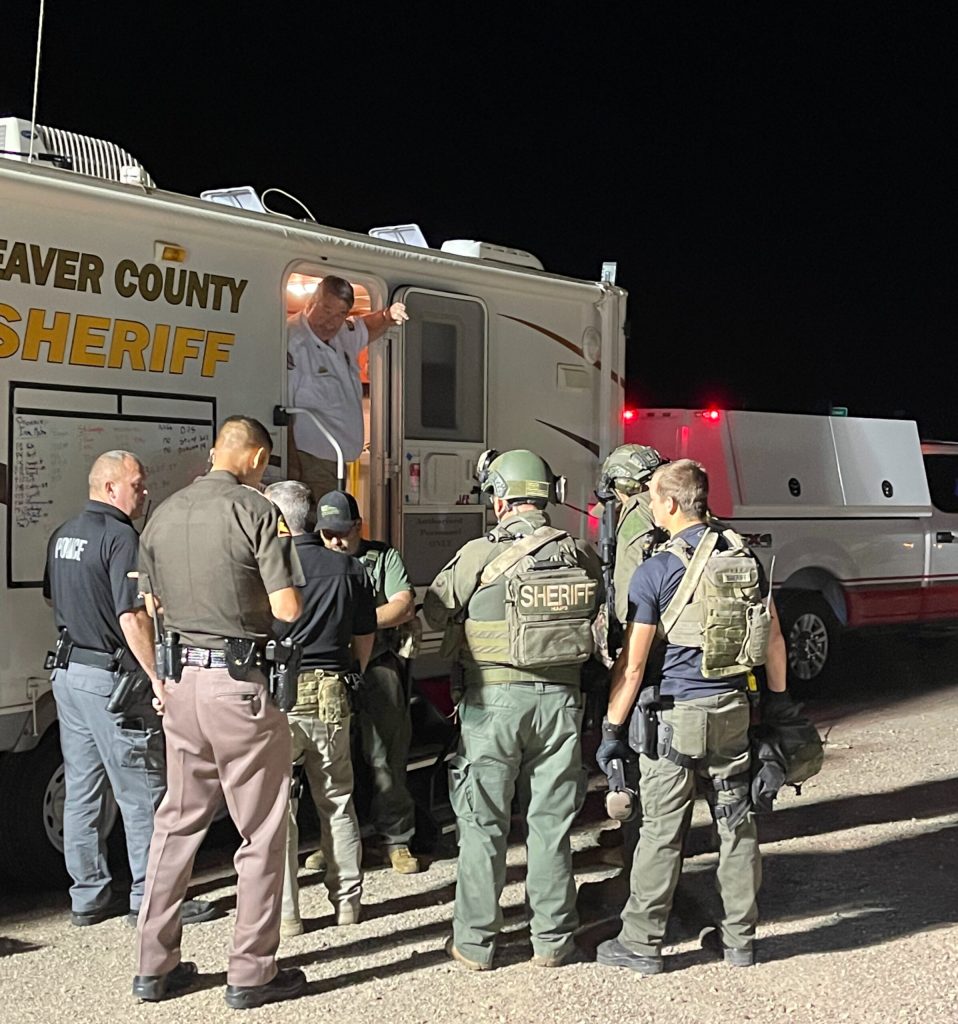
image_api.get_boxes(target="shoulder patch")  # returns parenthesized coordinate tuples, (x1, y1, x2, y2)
(277, 514, 291, 537)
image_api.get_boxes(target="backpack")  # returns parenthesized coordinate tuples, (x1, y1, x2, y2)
(659, 526, 771, 679)
(479, 526, 599, 669)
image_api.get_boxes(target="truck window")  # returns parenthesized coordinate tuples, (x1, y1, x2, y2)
(923, 454, 958, 513)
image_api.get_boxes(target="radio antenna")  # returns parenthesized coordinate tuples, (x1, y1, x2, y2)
(28, 0, 47, 163)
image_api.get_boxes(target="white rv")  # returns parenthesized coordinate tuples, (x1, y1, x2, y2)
(0, 119, 626, 883)
(628, 407, 958, 688)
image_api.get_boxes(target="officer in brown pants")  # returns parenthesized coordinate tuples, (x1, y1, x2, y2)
(131, 416, 306, 1009)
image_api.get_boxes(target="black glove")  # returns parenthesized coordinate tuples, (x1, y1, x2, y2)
(761, 689, 802, 725)
(596, 717, 630, 778)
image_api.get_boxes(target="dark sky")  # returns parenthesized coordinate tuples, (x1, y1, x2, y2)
(5, 3, 957, 437)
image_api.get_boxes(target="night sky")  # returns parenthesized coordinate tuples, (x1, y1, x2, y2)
(4, 4, 957, 437)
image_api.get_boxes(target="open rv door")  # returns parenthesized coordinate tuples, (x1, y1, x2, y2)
(382, 287, 489, 593)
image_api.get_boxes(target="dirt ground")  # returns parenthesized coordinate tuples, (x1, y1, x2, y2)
(1, 628, 956, 1024)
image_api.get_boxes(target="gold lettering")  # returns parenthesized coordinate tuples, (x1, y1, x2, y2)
(202, 331, 234, 377)
(69, 315, 110, 367)
(149, 323, 170, 372)
(23, 307, 69, 362)
(0, 303, 22, 358)
(107, 319, 150, 370)
(169, 326, 204, 373)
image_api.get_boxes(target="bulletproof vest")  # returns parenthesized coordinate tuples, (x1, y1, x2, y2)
(659, 526, 771, 679)
(462, 523, 598, 684)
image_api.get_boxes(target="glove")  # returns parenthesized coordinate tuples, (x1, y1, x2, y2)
(760, 689, 802, 725)
(596, 717, 630, 778)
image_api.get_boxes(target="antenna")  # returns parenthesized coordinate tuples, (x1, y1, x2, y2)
(261, 188, 316, 223)
(28, 0, 47, 163)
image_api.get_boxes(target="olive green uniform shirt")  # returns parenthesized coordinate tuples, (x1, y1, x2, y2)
(139, 470, 303, 649)
(355, 539, 415, 661)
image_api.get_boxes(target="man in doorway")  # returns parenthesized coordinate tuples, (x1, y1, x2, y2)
(287, 276, 408, 499)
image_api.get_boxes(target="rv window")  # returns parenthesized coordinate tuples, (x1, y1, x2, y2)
(403, 292, 485, 442)
(924, 454, 958, 513)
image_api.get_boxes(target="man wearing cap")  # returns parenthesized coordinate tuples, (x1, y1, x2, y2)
(263, 480, 377, 936)
(287, 276, 409, 500)
(316, 490, 421, 875)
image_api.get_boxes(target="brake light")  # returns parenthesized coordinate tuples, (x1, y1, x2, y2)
(698, 407, 721, 423)
(623, 408, 636, 422)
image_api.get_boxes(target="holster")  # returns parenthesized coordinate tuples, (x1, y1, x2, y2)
(341, 670, 365, 714)
(265, 638, 303, 711)
(157, 631, 182, 683)
(629, 684, 661, 759)
(224, 637, 259, 681)
(106, 669, 149, 715)
(44, 628, 73, 672)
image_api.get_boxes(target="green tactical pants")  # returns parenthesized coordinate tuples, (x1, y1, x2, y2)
(359, 652, 416, 848)
(619, 690, 761, 955)
(449, 681, 585, 967)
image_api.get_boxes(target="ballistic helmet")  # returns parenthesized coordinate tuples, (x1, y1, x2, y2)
(476, 449, 566, 506)
(598, 444, 666, 498)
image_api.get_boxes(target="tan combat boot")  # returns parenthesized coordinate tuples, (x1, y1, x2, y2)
(388, 845, 421, 874)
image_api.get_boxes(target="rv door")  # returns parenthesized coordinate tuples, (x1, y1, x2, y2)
(385, 288, 488, 590)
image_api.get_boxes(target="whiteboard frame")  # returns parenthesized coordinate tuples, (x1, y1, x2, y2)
(6, 380, 217, 589)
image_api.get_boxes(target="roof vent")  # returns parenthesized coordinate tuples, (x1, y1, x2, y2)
(369, 223, 429, 248)
(440, 239, 543, 270)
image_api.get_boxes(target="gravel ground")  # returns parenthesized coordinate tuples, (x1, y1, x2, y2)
(1, 633, 956, 1024)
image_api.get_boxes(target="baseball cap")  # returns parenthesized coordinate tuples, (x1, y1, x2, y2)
(316, 490, 361, 532)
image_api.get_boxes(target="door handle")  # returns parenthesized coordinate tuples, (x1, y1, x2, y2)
(935, 531, 956, 543)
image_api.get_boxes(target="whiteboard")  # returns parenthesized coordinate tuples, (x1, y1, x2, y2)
(9, 393, 215, 586)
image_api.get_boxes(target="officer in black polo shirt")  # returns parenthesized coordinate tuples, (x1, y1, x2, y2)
(43, 450, 211, 928)
(264, 480, 377, 936)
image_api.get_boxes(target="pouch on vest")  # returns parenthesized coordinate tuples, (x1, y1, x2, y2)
(504, 559, 598, 668)
(660, 528, 771, 679)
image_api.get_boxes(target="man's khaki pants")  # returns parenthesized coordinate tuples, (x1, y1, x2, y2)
(283, 711, 362, 920)
(619, 690, 761, 955)
(135, 668, 291, 988)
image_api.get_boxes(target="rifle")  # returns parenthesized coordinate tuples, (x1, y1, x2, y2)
(599, 493, 622, 659)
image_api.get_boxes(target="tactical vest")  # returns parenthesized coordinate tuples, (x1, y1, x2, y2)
(461, 525, 598, 685)
(659, 526, 771, 679)
(357, 541, 395, 661)
(291, 668, 351, 722)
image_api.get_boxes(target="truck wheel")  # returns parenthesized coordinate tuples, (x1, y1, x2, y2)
(779, 594, 842, 691)
(0, 729, 118, 888)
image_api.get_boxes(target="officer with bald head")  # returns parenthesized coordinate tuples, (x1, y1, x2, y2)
(44, 451, 214, 930)
(132, 416, 308, 1009)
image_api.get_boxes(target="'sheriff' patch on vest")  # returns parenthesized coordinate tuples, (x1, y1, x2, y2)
(463, 526, 598, 671)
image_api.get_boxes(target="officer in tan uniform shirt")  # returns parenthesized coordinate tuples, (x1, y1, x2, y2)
(132, 417, 306, 1010)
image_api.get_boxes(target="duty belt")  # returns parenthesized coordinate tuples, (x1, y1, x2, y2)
(182, 646, 230, 669)
(69, 647, 121, 671)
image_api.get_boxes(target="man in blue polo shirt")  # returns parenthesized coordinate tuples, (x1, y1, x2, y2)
(595, 458, 788, 975)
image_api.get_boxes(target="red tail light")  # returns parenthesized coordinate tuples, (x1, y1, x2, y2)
(622, 407, 636, 422)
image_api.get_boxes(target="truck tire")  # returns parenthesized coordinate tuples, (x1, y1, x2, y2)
(0, 729, 119, 888)
(0, 730, 70, 887)
(778, 593, 842, 692)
